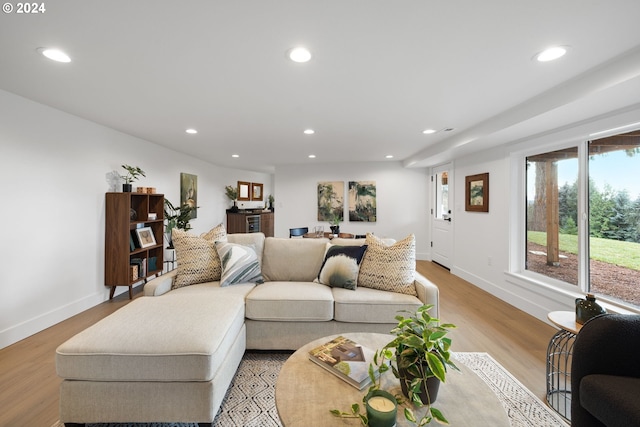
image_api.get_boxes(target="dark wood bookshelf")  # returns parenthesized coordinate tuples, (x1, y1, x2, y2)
(105, 192, 165, 299)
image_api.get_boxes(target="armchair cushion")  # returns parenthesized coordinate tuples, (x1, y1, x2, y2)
(580, 375, 640, 427)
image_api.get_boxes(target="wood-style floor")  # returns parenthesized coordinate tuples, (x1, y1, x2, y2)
(0, 261, 558, 427)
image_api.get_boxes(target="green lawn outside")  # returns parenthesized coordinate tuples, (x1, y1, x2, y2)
(527, 231, 640, 271)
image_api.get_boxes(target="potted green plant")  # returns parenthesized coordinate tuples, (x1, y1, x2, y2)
(120, 164, 145, 192)
(164, 198, 195, 248)
(331, 305, 457, 425)
(225, 185, 239, 212)
(268, 194, 275, 211)
(385, 304, 458, 424)
(328, 213, 342, 235)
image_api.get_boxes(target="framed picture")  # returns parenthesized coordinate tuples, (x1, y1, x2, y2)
(251, 183, 263, 201)
(135, 226, 157, 248)
(238, 181, 250, 201)
(180, 172, 198, 219)
(465, 173, 489, 212)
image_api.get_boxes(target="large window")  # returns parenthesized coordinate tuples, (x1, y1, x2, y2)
(524, 130, 640, 309)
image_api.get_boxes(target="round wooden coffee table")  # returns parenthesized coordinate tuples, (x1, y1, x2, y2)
(275, 332, 510, 427)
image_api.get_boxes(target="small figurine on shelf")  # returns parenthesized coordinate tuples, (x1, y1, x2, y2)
(120, 164, 145, 192)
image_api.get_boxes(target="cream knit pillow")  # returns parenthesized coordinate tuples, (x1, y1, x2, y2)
(357, 233, 417, 296)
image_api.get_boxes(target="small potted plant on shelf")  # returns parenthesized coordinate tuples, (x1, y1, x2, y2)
(268, 194, 275, 211)
(120, 164, 145, 192)
(225, 185, 239, 212)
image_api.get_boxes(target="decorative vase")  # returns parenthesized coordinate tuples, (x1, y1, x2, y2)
(122, 183, 132, 192)
(330, 225, 340, 235)
(399, 365, 441, 404)
(229, 201, 239, 213)
(575, 293, 606, 324)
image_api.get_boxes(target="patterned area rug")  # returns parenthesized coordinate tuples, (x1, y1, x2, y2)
(52, 351, 568, 427)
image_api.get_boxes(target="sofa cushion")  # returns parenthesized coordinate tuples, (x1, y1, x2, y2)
(171, 224, 227, 289)
(580, 374, 640, 427)
(332, 286, 422, 323)
(261, 237, 329, 282)
(215, 241, 263, 286)
(315, 244, 368, 290)
(245, 281, 334, 321)
(358, 233, 417, 296)
(56, 293, 245, 382)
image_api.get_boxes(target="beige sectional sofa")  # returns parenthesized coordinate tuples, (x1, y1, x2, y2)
(56, 232, 439, 426)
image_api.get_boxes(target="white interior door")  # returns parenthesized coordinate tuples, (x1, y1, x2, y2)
(431, 163, 453, 269)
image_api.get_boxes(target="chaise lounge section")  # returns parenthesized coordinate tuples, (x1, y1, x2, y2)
(56, 231, 439, 426)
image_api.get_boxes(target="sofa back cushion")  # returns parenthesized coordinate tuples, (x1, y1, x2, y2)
(262, 237, 329, 282)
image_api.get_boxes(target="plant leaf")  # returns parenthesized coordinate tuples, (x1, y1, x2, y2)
(430, 407, 450, 424)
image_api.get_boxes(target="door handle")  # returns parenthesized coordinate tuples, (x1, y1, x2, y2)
(445, 217, 452, 222)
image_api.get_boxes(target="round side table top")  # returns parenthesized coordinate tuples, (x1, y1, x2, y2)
(275, 332, 510, 427)
(548, 310, 582, 334)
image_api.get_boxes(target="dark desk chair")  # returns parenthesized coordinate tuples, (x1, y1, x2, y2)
(289, 227, 309, 238)
(572, 313, 640, 426)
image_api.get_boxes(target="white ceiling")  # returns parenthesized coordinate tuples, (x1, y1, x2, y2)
(2, 0, 640, 173)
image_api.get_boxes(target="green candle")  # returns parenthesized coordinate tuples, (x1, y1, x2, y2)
(366, 390, 397, 427)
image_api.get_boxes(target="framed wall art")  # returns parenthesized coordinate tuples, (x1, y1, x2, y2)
(251, 183, 263, 201)
(180, 172, 198, 219)
(317, 181, 344, 222)
(465, 173, 489, 212)
(348, 181, 376, 222)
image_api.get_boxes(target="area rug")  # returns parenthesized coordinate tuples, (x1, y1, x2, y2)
(51, 351, 568, 427)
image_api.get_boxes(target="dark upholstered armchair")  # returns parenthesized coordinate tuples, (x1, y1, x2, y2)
(571, 313, 640, 426)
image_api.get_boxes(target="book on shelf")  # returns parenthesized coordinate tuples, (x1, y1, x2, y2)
(308, 335, 382, 390)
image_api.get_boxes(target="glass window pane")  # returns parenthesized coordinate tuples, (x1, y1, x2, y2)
(435, 171, 449, 220)
(588, 131, 640, 308)
(525, 147, 579, 286)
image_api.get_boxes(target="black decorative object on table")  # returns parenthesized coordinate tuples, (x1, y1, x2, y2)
(575, 293, 606, 324)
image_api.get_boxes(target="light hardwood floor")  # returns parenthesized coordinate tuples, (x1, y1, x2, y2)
(0, 261, 558, 427)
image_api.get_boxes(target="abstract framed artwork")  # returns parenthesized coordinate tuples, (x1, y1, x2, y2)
(348, 181, 376, 222)
(317, 181, 344, 222)
(180, 172, 198, 219)
(465, 173, 489, 212)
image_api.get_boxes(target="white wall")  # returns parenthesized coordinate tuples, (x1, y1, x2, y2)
(274, 162, 430, 259)
(448, 105, 640, 324)
(0, 89, 272, 349)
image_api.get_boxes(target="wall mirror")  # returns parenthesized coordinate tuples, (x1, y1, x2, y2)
(238, 181, 250, 201)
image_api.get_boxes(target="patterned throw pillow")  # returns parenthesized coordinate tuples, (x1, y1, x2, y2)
(358, 233, 417, 296)
(316, 244, 368, 290)
(171, 224, 227, 289)
(215, 241, 264, 287)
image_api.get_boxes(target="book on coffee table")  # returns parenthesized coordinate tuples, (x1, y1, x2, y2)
(308, 335, 381, 390)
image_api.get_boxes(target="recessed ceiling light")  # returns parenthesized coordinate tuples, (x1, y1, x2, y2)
(288, 47, 312, 63)
(185, 128, 198, 134)
(423, 129, 436, 135)
(535, 46, 567, 62)
(308, 154, 316, 159)
(385, 155, 394, 159)
(232, 154, 239, 158)
(303, 129, 315, 135)
(37, 47, 71, 63)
